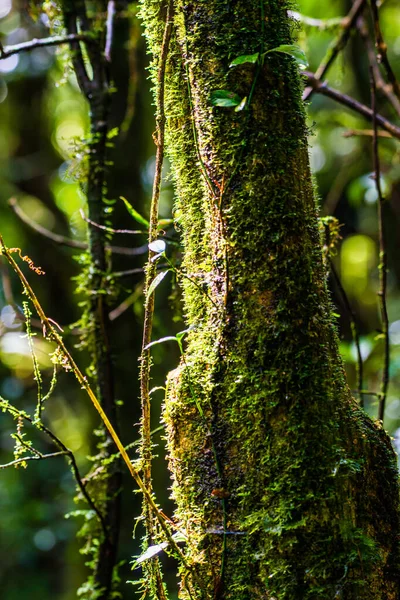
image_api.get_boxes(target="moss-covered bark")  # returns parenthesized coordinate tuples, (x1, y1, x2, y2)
(142, 1, 400, 598)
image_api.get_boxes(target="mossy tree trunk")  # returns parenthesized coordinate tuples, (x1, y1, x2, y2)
(142, 1, 400, 598)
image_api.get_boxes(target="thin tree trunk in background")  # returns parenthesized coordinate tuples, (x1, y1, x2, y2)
(142, 1, 400, 598)
(61, 2, 122, 597)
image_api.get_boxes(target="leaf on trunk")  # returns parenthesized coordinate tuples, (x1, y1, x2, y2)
(229, 53, 260, 67)
(210, 90, 242, 108)
(264, 44, 308, 68)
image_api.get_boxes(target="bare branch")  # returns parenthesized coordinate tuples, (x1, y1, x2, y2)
(357, 17, 400, 118)
(342, 128, 393, 138)
(303, 72, 400, 140)
(0, 451, 68, 469)
(370, 0, 400, 104)
(8, 198, 148, 256)
(0, 34, 93, 59)
(79, 208, 146, 235)
(303, 0, 367, 101)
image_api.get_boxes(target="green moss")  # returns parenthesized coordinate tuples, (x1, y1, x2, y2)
(141, 1, 400, 598)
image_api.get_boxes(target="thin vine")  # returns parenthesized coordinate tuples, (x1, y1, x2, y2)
(139, 0, 174, 597)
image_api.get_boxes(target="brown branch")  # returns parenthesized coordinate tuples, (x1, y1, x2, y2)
(342, 128, 392, 138)
(303, 72, 400, 140)
(370, 67, 390, 423)
(357, 17, 400, 118)
(109, 289, 141, 321)
(0, 34, 93, 59)
(288, 11, 343, 30)
(370, 0, 400, 104)
(8, 198, 147, 256)
(79, 208, 146, 235)
(303, 0, 367, 101)
(0, 450, 69, 469)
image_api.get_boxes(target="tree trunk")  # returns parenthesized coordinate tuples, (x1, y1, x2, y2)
(142, 1, 400, 598)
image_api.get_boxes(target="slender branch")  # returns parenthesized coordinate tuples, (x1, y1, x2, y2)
(9, 198, 147, 255)
(108, 267, 144, 278)
(357, 17, 400, 117)
(0, 451, 68, 469)
(329, 260, 363, 407)
(303, 0, 367, 101)
(351, 390, 381, 397)
(370, 0, 400, 104)
(0, 34, 94, 59)
(14, 434, 43, 457)
(288, 11, 343, 30)
(105, 1, 117, 63)
(370, 68, 390, 423)
(139, 4, 174, 598)
(303, 72, 400, 140)
(80, 208, 146, 235)
(342, 128, 392, 138)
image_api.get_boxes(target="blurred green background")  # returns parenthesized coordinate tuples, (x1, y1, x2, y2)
(0, 0, 400, 598)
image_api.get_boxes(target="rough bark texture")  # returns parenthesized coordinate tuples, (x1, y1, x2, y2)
(142, 1, 400, 598)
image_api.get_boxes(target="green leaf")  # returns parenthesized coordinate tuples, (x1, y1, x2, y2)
(120, 196, 149, 228)
(264, 44, 308, 68)
(175, 328, 190, 343)
(229, 53, 259, 67)
(157, 218, 174, 228)
(210, 90, 242, 108)
(107, 127, 119, 140)
(147, 270, 170, 297)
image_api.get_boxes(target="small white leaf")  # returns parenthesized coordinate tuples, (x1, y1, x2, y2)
(145, 336, 178, 350)
(134, 541, 168, 565)
(149, 239, 166, 253)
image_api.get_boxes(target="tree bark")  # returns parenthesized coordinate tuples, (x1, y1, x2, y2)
(142, 1, 400, 598)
